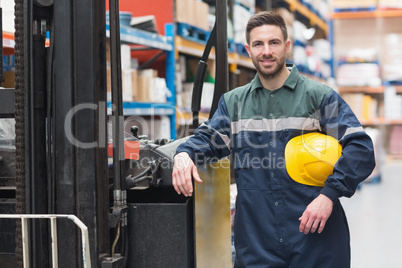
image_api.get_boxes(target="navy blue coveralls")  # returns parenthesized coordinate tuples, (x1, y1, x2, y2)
(176, 65, 376, 267)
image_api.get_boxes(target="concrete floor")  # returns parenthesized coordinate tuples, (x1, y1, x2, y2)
(341, 160, 402, 268)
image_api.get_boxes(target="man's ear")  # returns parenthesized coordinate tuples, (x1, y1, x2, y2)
(245, 43, 251, 58)
(285, 39, 291, 54)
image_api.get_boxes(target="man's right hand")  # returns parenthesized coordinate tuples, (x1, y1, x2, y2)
(172, 152, 202, 197)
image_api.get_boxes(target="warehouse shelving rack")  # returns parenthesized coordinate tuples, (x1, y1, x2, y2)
(2, 22, 179, 139)
(175, 0, 331, 82)
(330, 7, 402, 126)
(2, 1, 335, 139)
(330, 6, 402, 160)
(106, 22, 177, 139)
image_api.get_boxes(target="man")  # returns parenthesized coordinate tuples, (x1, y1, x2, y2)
(172, 11, 375, 267)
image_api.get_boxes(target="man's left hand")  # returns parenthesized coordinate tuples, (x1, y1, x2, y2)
(299, 194, 333, 234)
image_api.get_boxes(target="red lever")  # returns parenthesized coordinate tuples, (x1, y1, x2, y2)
(108, 140, 140, 160)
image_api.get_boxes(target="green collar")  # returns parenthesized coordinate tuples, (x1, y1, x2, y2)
(250, 64, 299, 92)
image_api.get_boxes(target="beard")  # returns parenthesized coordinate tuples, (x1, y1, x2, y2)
(251, 54, 287, 80)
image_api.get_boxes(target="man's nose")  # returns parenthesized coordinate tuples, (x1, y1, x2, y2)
(262, 44, 272, 56)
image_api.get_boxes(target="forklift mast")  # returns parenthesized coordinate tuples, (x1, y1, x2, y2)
(3, 0, 230, 267)
(13, 0, 108, 267)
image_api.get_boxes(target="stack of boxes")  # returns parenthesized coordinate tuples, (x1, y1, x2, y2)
(331, 0, 378, 10)
(382, 34, 402, 120)
(382, 33, 402, 83)
(106, 42, 171, 140)
(384, 87, 402, 120)
(106, 42, 170, 103)
(382, 33, 402, 157)
(332, 0, 402, 10)
(332, 1, 402, 159)
(336, 47, 382, 122)
(336, 62, 381, 87)
(120, 44, 137, 102)
(175, 0, 210, 31)
(378, 0, 402, 8)
(342, 93, 378, 122)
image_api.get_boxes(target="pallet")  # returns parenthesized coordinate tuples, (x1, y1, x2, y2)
(384, 80, 402, 86)
(176, 22, 210, 44)
(334, 6, 377, 13)
(235, 43, 248, 57)
(177, 23, 236, 53)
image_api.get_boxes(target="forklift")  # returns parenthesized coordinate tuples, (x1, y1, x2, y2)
(0, 0, 233, 267)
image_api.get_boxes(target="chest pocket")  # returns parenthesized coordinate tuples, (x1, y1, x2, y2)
(233, 131, 251, 169)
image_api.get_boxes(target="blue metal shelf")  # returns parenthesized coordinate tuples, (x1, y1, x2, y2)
(106, 23, 173, 51)
(107, 102, 175, 116)
(337, 60, 380, 66)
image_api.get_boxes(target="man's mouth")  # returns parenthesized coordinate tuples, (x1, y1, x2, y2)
(260, 58, 275, 65)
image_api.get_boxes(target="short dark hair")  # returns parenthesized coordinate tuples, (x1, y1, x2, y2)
(246, 11, 288, 44)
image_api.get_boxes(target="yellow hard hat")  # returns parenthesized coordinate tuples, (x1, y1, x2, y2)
(285, 132, 342, 187)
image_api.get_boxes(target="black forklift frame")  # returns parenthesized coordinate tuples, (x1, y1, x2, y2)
(14, 0, 109, 267)
(10, 0, 237, 266)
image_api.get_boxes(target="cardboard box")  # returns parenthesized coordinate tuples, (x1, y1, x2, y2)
(107, 67, 138, 102)
(341, 93, 364, 119)
(177, 0, 210, 29)
(137, 75, 150, 102)
(122, 69, 139, 102)
(131, 69, 138, 101)
(176, 0, 194, 25)
(195, 0, 210, 31)
(1, 71, 15, 88)
(136, 69, 157, 102)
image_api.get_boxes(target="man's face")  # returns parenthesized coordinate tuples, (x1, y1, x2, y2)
(245, 24, 290, 79)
